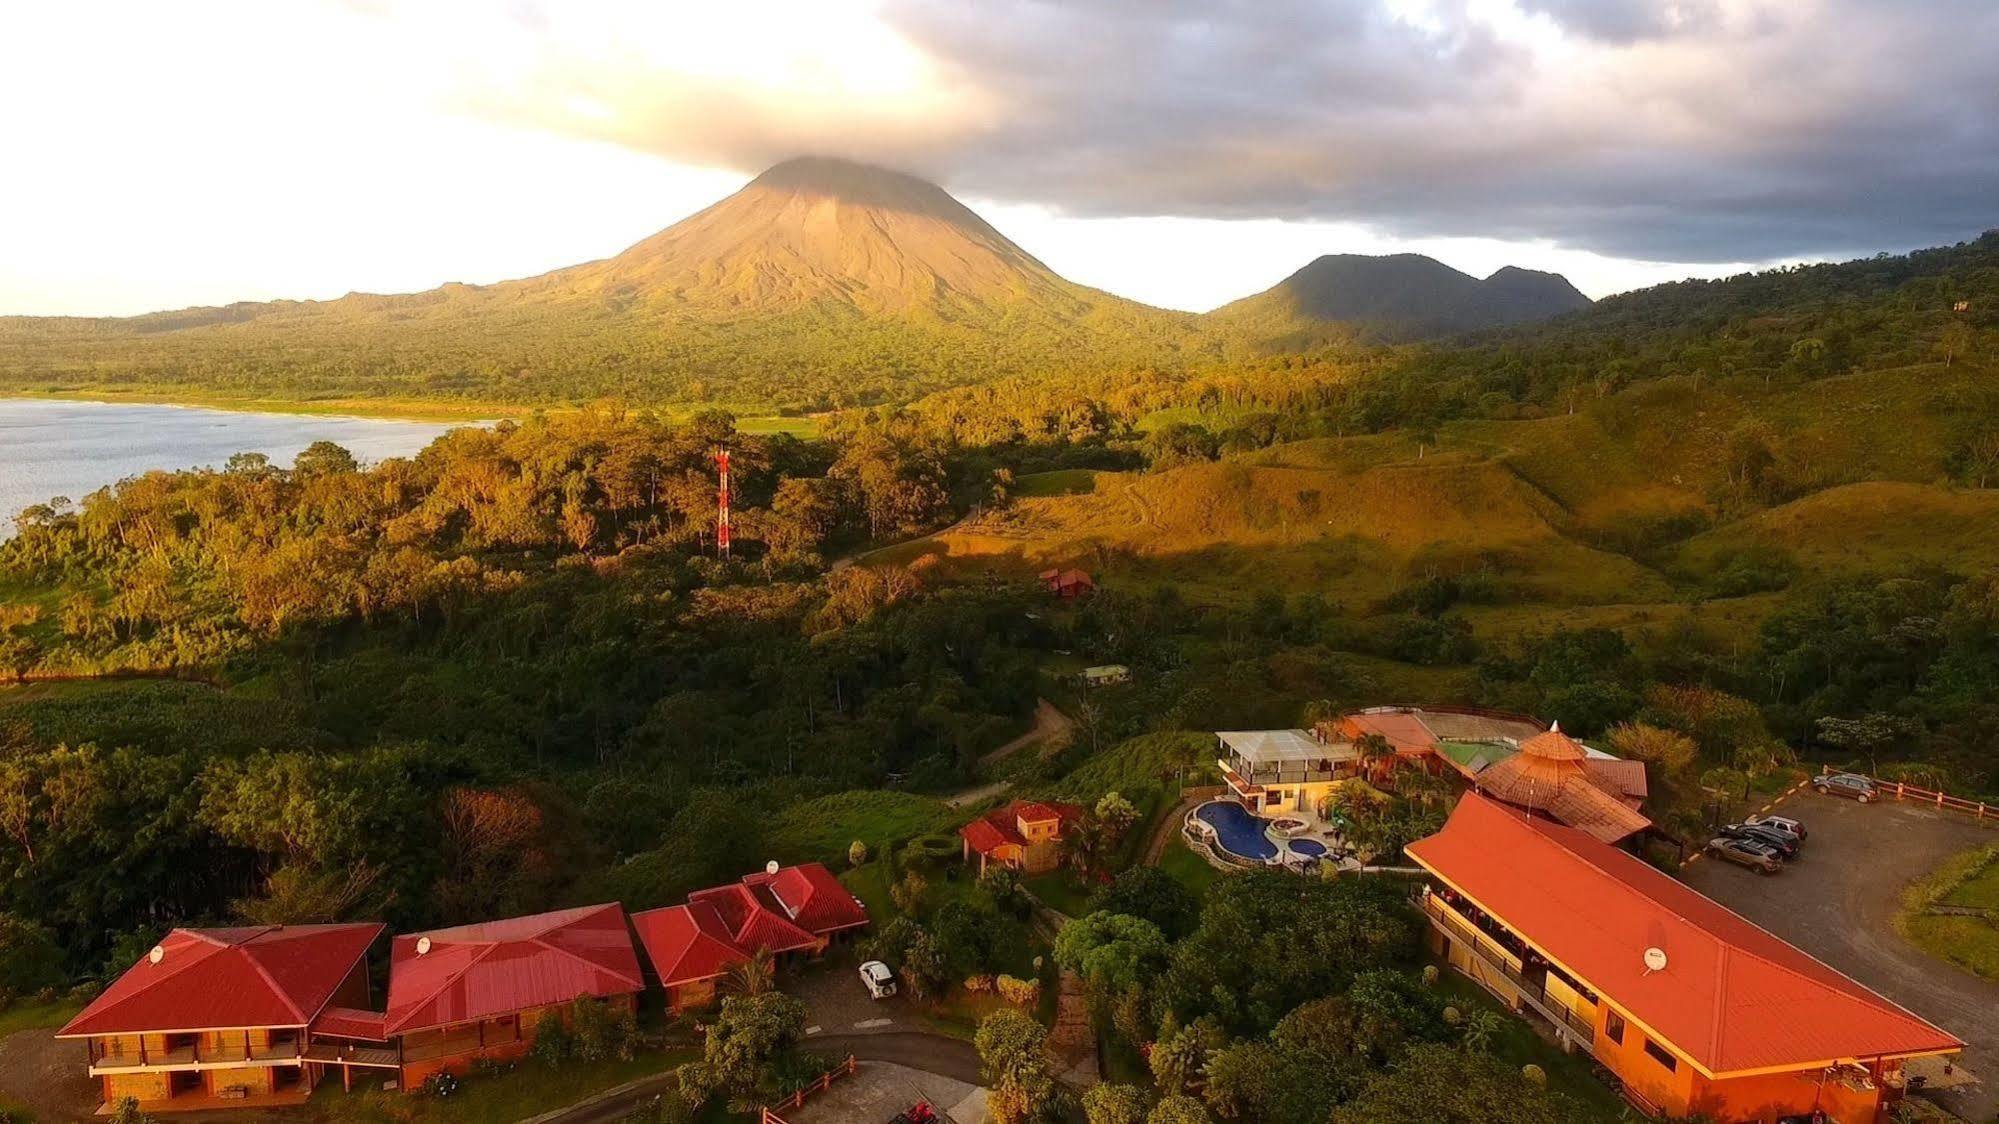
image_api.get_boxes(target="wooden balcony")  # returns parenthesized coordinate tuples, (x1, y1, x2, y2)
(1422, 893, 1600, 1051)
(88, 1038, 302, 1075)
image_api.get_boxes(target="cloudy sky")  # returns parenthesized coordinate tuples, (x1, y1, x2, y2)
(4, 0, 1994, 317)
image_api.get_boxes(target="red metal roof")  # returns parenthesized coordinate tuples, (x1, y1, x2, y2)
(630, 902, 750, 987)
(633, 863, 872, 988)
(766, 863, 870, 934)
(1407, 795, 1963, 1074)
(1341, 712, 1440, 756)
(59, 923, 382, 1037)
(383, 903, 642, 1035)
(958, 799, 1083, 856)
(313, 1006, 389, 1041)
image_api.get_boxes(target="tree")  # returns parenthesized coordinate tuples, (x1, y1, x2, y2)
(1148, 1020, 1212, 1095)
(1816, 712, 1910, 774)
(292, 441, 358, 477)
(726, 946, 776, 998)
(1147, 1095, 1211, 1124)
(1605, 722, 1697, 779)
(1352, 732, 1395, 782)
(1328, 1043, 1577, 1124)
(1085, 866, 1199, 940)
(0, 914, 64, 992)
(703, 991, 808, 1093)
(1938, 319, 1974, 368)
(1093, 791, 1138, 847)
(1052, 912, 1168, 1002)
(1081, 1083, 1147, 1124)
(976, 1009, 1059, 1124)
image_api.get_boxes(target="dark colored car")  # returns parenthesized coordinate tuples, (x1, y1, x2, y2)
(1811, 772, 1878, 803)
(1718, 823, 1801, 859)
(1707, 836, 1784, 874)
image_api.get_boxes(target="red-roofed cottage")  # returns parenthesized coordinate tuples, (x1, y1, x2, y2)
(632, 863, 870, 1012)
(57, 923, 382, 1112)
(1407, 794, 1961, 1121)
(958, 799, 1083, 875)
(1038, 568, 1095, 599)
(361, 903, 644, 1088)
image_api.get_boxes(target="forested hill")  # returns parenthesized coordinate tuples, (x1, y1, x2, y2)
(1210, 253, 1591, 344)
(0, 157, 1207, 413)
(1369, 230, 1999, 423)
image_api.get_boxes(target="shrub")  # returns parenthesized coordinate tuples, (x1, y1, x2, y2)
(847, 840, 869, 867)
(1082, 1083, 1147, 1124)
(995, 974, 1039, 1006)
(0, 916, 64, 995)
(529, 1009, 575, 1068)
(965, 975, 995, 993)
(1521, 1063, 1547, 1088)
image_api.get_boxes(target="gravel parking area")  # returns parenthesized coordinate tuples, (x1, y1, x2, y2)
(787, 1060, 987, 1124)
(1681, 789, 1999, 1120)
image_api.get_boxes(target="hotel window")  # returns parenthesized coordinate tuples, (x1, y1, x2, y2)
(1604, 1010, 1625, 1045)
(1642, 1037, 1678, 1072)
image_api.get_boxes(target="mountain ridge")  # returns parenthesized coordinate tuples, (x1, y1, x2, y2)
(1211, 252, 1592, 343)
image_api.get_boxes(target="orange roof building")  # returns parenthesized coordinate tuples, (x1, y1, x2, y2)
(1407, 794, 1961, 1121)
(57, 924, 382, 1113)
(1472, 723, 1651, 843)
(959, 799, 1084, 875)
(632, 862, 870, 1012)
(1038, 568, 1095, 599)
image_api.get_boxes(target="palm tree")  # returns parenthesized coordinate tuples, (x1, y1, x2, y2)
(1353, 732, 1395, 783)
(725, 946, 775, 997)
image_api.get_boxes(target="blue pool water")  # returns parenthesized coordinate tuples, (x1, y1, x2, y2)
(1194, 801, 1279, 862)
(1290, 838, 1328, 858)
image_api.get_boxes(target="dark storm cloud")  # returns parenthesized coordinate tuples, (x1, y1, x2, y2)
(864, 0, 1999, 262)
(487, 0, 1999, 264)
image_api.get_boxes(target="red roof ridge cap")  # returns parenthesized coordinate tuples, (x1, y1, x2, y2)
(386, 939, 502, 1035)
(239, 935, 309, 1025)
(525, 916, 644, 993)
(299, 923, 385, 1027)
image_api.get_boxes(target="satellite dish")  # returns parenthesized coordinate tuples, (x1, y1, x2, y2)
(1643, 947, 1668, 973)
(416, 936, 433, 955)
(148, 945, 165, 965)
(765, 860, 780, 875)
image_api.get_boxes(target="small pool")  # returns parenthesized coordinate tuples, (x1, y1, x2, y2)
(1193, 801, 1279, 863)
(1289, 838, 1328, 858)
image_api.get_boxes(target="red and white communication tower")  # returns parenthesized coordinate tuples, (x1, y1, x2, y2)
(714, 447, 733, 560)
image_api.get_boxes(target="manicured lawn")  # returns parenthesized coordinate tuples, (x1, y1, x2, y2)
(0, 998, 83, 1037)
(1430, 971, 1625, 1122)
(1155, 836, 1224, 897)
(313, 1046, 699, 1124)
(840, 861, 895, 921)
(1898, 842, 1999, 981)
(1021, 870, 1095, 918)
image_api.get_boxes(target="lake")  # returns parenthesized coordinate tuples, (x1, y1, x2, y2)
(0, 398, 466, 536)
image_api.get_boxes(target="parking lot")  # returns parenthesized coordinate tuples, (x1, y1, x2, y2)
(1682, 787, 1999, 1120)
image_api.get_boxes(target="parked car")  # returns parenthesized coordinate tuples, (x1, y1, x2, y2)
(859, 959, 897, 999)
(1745, 813, 1807, 840)
(1811, 773, 1878, 803)
(1707, 836, 1784, 874)
(1717, 823, 1801, 859)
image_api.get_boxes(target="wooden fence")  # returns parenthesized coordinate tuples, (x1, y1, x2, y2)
(1835, 768, 1998, 822)
(759, 1054, 858, 1124)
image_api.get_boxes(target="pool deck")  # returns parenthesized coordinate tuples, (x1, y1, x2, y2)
(1185, 798, 1356, 871)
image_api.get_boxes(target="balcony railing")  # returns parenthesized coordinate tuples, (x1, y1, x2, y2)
(1422, 895, 1599, 1050)
(1221, 758, 1349, 786)
(89, 1039, 303, 1073)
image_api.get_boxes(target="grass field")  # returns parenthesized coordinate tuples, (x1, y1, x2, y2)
(1013, 469, 1097, 498)
(0, 998, 83, 1037)
(1154, 835, 1223, 896)
(766, 791, 960, 867)
(1898, 842, 1999, 981)
(1021, 869, 1095, 918)
(312, 1046, 701, 1124)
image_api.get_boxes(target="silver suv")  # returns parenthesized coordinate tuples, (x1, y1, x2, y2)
(1811, 773, 1877, 803)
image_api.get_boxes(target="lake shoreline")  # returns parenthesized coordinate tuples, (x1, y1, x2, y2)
(0, 388, 824, 435)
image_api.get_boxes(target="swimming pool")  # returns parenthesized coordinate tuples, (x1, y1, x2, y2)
(1290, 838, 1328, 858)
(1193, 800, 1280, 863)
